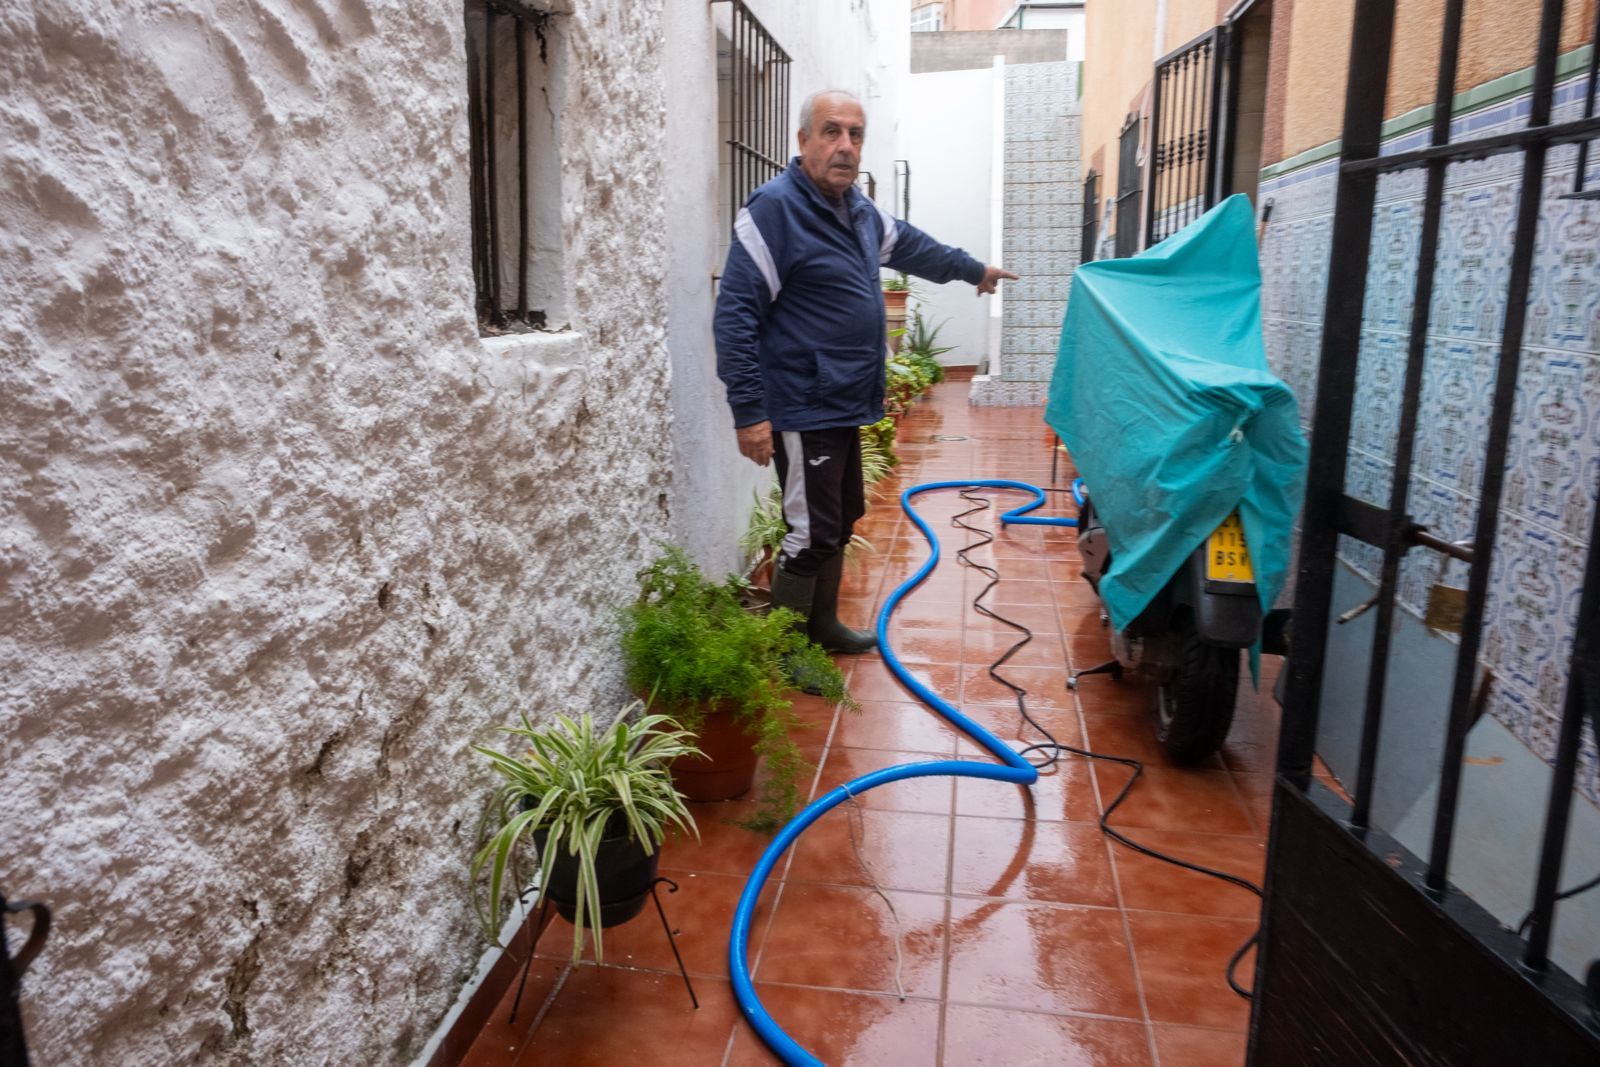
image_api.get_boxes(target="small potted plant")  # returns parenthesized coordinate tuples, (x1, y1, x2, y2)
(471, 703, 700, 962)
(621, 547, 854, 829)
(882, 273, 912, 353)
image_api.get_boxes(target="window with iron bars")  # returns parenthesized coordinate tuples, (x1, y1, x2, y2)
(1081, 169, 1099, 264)
(463, 0, 562, 335)
(1113, 114, 1143, 258)
(716, 1, 791, 244)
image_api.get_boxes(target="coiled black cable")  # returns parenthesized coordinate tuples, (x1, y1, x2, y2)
(951, 486, 1263, 999)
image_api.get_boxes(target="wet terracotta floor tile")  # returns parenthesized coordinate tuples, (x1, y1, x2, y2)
(944, 898, 1143, 1019)
(726, 985, 941, 1065)
(467, 382, 1277, 1066)
(941, 1005, 1154, 1066)
(755, 883, 949, 997)
(1126, 911, 1258, 1031)
(510, 966, 740, 1065)
(1152, 1024, 1250, 1067)
(950, 816, 1118, 907)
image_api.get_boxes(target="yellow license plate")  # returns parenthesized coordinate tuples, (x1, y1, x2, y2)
(1206, 513, 1255, 583)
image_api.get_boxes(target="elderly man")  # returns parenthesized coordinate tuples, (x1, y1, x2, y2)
(715, 89, 1016, 657)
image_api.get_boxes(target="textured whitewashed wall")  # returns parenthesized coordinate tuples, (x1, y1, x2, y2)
(0, 0, 677, 1062)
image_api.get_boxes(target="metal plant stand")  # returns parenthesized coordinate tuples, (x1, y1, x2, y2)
(508, 876, 698, 1023)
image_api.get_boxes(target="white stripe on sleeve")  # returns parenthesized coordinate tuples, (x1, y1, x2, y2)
(874, 202, 900, 264)
(735, 207, 782, 302)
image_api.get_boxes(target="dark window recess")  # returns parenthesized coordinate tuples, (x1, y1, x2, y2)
(1147, 27, 1224, 246)
(1113, 114, 1142, 258)
(1081, 169, 1099, 264)
(464, 0, 549, 335)
(718, 0, 791, 233)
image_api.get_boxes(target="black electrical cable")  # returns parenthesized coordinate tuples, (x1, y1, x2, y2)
(950, 487, 1263, 999)
(1515, 870, 1600, 936)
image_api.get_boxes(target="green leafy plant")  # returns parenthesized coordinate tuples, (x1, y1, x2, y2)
(881, 273, 911, 292)
(886, 355, 934, 411)
(858, 422, 895, 490)
(902, 311, 953, 384)
(621, 548, 856, 829)
(471, 705, 700, 962)
(861, 417, 900, 470)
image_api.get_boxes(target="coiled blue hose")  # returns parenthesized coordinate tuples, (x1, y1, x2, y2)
(728, 479, 1078, 1065)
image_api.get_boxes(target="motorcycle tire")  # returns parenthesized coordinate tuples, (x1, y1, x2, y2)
(1155, 619, 1239, 764)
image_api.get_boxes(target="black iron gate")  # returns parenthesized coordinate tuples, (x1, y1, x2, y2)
(1113, 114, 1142, 257)
(1251, 1, 1600, 1062)
(1147, 28, 1224, 246)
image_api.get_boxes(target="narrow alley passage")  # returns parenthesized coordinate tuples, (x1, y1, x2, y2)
(459, 376, 1320, 1066)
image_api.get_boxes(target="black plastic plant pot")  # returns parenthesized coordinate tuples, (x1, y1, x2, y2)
(530, 821, 660, 929)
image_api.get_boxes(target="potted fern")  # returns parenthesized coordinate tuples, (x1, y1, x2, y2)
(621, 547, 854, 829)
(471, 704, 700, 962)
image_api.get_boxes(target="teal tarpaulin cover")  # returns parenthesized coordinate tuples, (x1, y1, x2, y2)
(1046, 194, 1308, 633)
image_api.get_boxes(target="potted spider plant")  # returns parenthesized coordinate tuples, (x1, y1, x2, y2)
(621, 547, 855, 829)
(471, 703, 700, 962)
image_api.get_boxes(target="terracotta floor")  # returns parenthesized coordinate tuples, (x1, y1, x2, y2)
(462, 378, 1300, 1066)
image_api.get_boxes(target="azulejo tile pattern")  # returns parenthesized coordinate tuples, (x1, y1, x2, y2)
(974, 61, 1082, 407)
(1259, 65, 1600, 804)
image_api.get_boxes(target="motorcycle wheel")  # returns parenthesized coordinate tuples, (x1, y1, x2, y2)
(1155, 618, 1239, 764)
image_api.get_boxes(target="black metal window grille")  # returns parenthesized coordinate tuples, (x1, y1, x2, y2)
(717, 0, 791, 234)
(1147, 27, 1224, 246)
(1113, 114, 1142, 257)
(1275, 0, 1600, 1033)
(894, 159, 911, 219)
(1081, 169, 1099, 263)
(1568, 7, 1599, 200)
(464, 0, 550, 335)
(856, 171, 877, 201)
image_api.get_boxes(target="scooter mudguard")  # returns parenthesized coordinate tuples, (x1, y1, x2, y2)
(1185, 544, 1261, 649)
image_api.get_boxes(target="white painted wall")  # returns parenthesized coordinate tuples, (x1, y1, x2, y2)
(898, 64, 997, 367)
(664, 0, 906, 575)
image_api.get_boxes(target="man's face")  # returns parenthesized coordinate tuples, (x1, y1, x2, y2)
(797, 94, 865, 199)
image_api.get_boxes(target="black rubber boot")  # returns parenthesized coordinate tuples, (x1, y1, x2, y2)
(769, 566, 830, 696)
(809, 554, 877, 654)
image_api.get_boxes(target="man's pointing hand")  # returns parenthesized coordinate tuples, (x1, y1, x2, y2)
(976, 264, 1019, 295)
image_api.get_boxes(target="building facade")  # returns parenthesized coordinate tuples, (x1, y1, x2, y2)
(1078, 0, 1600, 984)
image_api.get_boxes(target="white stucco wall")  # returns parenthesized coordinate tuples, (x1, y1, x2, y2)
(899, 64, 997, 367)
(665, 0, 907, 575)
(0, 0, 678, 1062)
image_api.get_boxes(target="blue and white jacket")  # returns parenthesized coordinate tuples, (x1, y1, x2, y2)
(714, 158, 986, 432)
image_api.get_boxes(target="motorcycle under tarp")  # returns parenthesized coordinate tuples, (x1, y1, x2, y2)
(1046, 194, 1307, 634)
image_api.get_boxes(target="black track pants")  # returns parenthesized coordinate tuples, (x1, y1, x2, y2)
(772, 426, 865, 579)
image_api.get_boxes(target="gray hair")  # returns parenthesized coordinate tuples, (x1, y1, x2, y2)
(798, 89, 864, 136)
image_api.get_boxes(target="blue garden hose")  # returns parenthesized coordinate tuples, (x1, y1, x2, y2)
(727, 479, 1078, 1065)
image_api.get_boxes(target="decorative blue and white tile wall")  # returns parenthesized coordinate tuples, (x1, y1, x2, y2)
(1259, 55, 1600, 805)
(972, 60, 1081, 406)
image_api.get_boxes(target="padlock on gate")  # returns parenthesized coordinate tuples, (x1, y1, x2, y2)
(1424, 546, 1472, 634)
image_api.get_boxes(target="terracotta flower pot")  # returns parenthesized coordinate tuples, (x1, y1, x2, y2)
(670, 700, 759, 802)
